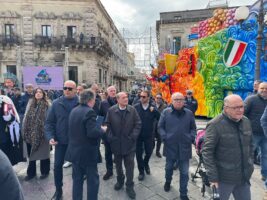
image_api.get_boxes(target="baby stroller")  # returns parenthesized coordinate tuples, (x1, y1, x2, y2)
(191, 128, 220, 200)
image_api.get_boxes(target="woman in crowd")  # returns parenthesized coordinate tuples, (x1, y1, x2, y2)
(22, 87, 51, 181)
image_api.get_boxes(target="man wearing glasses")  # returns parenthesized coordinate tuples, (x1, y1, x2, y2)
(158, 92, 196, 200)
(45, 80, 79, 200)
(202, 94, 253, 200)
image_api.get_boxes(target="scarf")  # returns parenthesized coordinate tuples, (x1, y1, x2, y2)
(22, 99, 48, 153)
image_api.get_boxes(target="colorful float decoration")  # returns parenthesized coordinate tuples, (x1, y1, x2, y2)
(147, 5, 267, 118)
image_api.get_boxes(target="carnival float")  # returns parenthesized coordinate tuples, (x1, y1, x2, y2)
(147, 3, 267, 118)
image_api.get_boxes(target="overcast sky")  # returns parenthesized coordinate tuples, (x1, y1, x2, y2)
(100, 0, 256, 33)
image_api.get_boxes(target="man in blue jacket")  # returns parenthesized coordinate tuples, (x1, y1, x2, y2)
(65, 89, 106, 200)
(45, 80, 79, 200)
(158, 92, 196, 200)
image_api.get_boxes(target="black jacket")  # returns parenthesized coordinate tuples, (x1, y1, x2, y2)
(99, 97, 117, 119)
(134, 103, 160, 138)
(0, 150, 24, 200)
(184, 97, 198, 114)
(244, 94, 267, 136)
(65, 104, 103, 167)
(202, 113, 254, 184)
(105, 104, 141, 155)
(19, 92, 33, 115)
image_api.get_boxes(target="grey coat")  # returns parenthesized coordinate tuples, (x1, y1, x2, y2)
(105, 104, 141, 155)
(158, 107, 196, 160)
(202, 113, 254, 184)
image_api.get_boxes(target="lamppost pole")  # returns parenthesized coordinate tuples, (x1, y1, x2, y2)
(255, 0, 264, 80)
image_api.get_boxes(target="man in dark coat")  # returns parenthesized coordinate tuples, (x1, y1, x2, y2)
(65, 89, 106, 200)
(202, 94, 253, 200)
(20, 83, 34, 116)
(158, 92, 196, 200)
(244, 82, 267, 182)
(45, 80, 79, 200)
(134, 90, 160, 181)
(99, 85, 117, 180)
(105, 92, 141, 199)
(90, 83, 101, 115)
(184, 90, 198, 115)
(0, 150, 24, 200)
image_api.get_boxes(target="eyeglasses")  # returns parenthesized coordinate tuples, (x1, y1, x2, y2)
(156, 97, 162, 99)
(63, 87, 74, 91)
(225, 106, 244, 111)
(173, 99, 185, 102)
(140, 96, 148, 98)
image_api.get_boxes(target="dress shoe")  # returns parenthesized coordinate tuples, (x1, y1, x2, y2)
(156, 151, 162, 158)
(114, 182, 124, 190)
(144, 165, 151, 175)
(40, 174, 49, 179)
(126, 187, 136, 199)
(24, 175, 36, 181)
(103, 171, 113, 180)
(63, 161, 72, 168)
(164, 182, 171, 192)
(138, 173, 145, 181)
(51, 189, 62, 200)
(180, 195, 189, 200)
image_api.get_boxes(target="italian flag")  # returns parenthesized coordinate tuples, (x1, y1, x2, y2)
(224, 39, 247, 67)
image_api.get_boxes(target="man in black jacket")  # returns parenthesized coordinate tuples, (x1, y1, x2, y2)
(99, 85, 117, 180)
(244, 82, 267, 182)
(45, 80, 79, 200)
(184, 90, 198, 115)
(105, 92, 141, 199)
(134, 90, 160, 181)
(203, 94, 253, 200)
(65, 89, 106, 200)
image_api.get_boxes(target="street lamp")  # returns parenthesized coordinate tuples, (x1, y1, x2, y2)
(235, 2, 267, 80)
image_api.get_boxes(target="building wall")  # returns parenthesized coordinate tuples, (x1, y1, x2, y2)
(0, 0, 129, 90)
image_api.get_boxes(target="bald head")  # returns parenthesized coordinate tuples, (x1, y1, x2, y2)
(258, 82, 267, 99)
(171, 92, 185, 110)
(64, 80, 77, 99)
(224, 94, 244, 121)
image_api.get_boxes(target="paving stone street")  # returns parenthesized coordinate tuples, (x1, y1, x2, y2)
(14, 119, 265, 200)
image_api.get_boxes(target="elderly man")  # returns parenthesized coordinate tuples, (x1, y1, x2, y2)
(244, 82, 267, 181)
(99, 85, 117, 180)
(20, 83, 34, 116)
(45, 80, 79, 200)
(65, 89, 106, 200)
(158, 92, 196, 200)
(202, 94, 254, 200)
(105, 92, 141, 199)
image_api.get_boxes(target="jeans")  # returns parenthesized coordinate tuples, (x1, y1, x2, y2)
(72, 163, 99, 200)
(165, 158, 189, 196)
(136, 137, 153, 174)
(253, 135, 267, 186)
(218, 182, 251, 200)
(54, 144, 68, 190)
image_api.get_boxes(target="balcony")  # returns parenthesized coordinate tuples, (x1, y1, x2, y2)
(0, 35, 21, 46)
(33, 35, 52, 47)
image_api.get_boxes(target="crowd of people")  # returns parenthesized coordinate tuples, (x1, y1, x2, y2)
(1, 78, 267, 200)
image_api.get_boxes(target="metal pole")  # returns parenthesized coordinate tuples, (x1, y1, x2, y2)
(255, 0, 264, 80)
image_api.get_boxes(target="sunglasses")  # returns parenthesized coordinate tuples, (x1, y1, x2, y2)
(63, 87, 74, 91)
(140, 96, 148, 98)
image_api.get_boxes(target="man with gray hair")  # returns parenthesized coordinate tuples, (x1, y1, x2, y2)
(158, 92, 196, 200)
(65, 89, 106, 200)
(202, 94, 253, 200)
(45, 80, 79, 200)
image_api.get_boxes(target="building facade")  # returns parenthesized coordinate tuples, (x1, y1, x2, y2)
(0, 0, 130, 90)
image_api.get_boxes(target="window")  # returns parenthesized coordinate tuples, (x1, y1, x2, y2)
(67, 26, 76, 38)
(174, 37, 181, 54)
(174, 16, 182, 20)
(104, 70, 107, 84)
(6, 65, 17, 76)
(42, 25, 51, 37)
(5, 24, 14, 39)
(68, 66, 78, 83)
(99, 69, 102, 84)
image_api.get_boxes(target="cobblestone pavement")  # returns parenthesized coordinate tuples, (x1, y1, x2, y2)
(14, 119, 265, 200)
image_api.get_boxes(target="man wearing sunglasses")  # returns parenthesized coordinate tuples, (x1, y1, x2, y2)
(45, 80, 79, 200)
(158, 92, 196, 200)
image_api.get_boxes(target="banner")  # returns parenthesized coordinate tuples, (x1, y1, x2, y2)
(23, 66, 64, 90)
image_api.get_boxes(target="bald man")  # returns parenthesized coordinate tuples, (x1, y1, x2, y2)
(202, 94, 253, 200)
(45, 80, 79, 200)
(158, 92, 196, 200)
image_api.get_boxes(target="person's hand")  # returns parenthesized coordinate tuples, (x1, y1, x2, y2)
(210, 182, 219, 188)
(150, 106, 154, 112)
(49, 138, 58, 145)
(101, 125, 107, 132)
